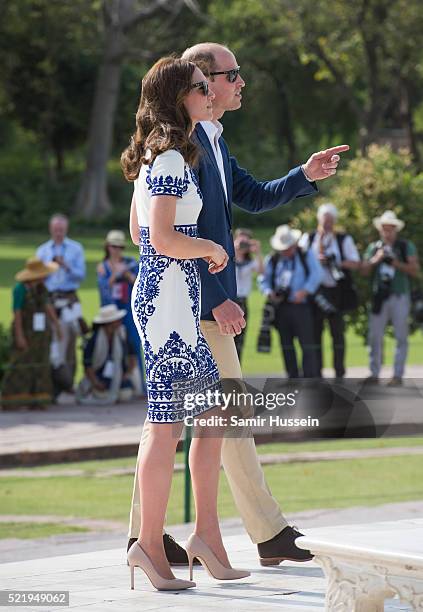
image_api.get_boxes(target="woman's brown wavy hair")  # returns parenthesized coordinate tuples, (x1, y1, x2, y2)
(121, 57, 199, 181)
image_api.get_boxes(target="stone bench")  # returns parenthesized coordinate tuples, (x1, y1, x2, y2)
(297, 518, 423, 611)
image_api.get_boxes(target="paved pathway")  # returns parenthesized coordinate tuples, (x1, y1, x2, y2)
(2, 501, 420, 610)
(2, 500, 423, 564)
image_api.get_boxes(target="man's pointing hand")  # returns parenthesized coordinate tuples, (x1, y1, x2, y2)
(302, 144, 350, 181)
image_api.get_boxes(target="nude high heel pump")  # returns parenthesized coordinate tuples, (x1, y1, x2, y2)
(186, 534, 250, 581)
(127, 541, 196, 591)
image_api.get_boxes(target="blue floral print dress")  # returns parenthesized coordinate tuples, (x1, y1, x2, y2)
(131, 149, 220, 422)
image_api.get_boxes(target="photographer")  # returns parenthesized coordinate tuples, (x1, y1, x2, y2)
(234, 228, 264, 361)
(300, 203, 360, 380)
(362, 211, 420, 386)
(259, 225, 322, 379)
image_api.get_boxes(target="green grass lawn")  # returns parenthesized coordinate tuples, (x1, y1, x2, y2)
(1, 456, 422, 532)
(0, 522, 89, 539)
(1, 230, 422, 378)
(1, 438, 422, 538)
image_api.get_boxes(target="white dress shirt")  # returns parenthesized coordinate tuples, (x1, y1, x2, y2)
(200, 120, 228, 201)
(36, 237, 86, 292)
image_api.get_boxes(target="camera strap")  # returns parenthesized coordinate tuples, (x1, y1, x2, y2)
(270, 250, 309, 290)
(309, 231, 347, 260)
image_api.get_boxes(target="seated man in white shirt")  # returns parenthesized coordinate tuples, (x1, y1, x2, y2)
(300, 203, 360, 380)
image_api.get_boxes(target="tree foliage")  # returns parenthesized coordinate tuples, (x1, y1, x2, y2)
(1, 0, 423, 226)
(203, 0, 423, 164)
(0, 0, 100, 175)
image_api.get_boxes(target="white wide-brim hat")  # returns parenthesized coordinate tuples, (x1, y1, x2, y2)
(106, 230, 125, 247)
(93, 304, 126, 325)
(373, 210, 405, 232)
(270, 225, 302, 251)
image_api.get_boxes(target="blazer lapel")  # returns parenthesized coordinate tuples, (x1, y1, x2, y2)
(219, 139, 233, 211)
(195, 124, 230, 209)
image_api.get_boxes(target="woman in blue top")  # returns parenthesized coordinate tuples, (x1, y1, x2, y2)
(97, 230, 146, 395)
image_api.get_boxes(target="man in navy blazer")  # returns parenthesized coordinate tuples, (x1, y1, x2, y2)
(195, 122, 321, 322)
(128, 42, 349, 567)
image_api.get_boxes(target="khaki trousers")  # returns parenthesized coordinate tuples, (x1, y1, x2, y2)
(127, 320, 288, 544)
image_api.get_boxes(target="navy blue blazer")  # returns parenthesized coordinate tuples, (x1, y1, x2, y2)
(194, 123, 318, 320)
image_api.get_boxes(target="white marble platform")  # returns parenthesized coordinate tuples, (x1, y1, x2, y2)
(0, 531, 411, 611)
(297, 519, 423, 611)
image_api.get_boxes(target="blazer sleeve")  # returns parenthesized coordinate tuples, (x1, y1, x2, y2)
(229, 153, 318, 213)
(198, 259, 230, 312)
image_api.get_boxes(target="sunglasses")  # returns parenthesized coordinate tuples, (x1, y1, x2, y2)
(191, 80, 209, 96)
(209, 66, 240, 83)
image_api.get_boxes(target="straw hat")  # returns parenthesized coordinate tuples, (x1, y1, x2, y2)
(373, 211, 405, 232)
(15, 257, 59, 282)
(270, 225, 301, 251)
(106, 230, 125, 247)
(93, 304, 126, 325)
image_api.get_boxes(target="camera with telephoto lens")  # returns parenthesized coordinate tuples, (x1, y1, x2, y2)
(257, 302, 275, 353)
(238, 240, 251, 255)
(371, 241, 394, 314)
(412, 289, 423, 325)
(313, 291, 338, 314)
(325, 253, 345, 282)
(380, 242, 395, 265)
(373, 240, 396, 265)
(274, 287, 290, 303)
(372, 280, 392, 314)
(238, 240, 251, 252)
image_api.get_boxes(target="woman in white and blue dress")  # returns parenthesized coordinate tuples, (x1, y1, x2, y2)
(121, 58, 249, 591)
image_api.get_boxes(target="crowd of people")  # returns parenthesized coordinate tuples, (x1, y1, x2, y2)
(1, 214, 146, 410)
(1, 203, 420, 410)
(237, 205, 420, 386)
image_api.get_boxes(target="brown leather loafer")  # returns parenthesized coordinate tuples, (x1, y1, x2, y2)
(127, 534, 201, 567)
(257, 526, 314, 566)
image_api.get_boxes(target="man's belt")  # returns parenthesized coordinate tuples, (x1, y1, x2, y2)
(50, 290, 79, 311)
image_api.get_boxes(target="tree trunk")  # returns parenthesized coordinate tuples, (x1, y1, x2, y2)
(74, 0, 190, 219)
(75, 26, 124, 218)
(55, 145, 64, 175)
(274, 78, 297, 167)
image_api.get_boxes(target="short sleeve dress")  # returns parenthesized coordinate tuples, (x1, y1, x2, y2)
(131, 149, 220, 422)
